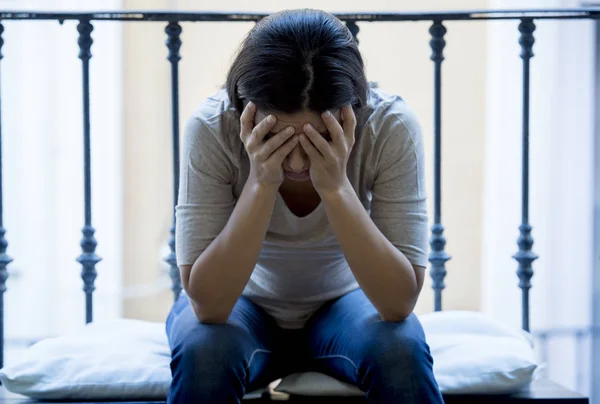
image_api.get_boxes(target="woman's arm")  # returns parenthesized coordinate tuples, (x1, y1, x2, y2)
(305, 104, 429, 322)
(328, 108, 428, 321)
(322, 183, 425, 322)
(182, 181, 277, 324)
(178, 101, 298, 324)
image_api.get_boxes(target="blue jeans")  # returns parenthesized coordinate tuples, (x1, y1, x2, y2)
(165, 288, 443, 403)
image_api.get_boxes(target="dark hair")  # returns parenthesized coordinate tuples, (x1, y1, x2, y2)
(225, 9, 369, 115)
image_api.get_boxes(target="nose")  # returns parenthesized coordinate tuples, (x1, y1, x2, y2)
(286, 142, 307, 172)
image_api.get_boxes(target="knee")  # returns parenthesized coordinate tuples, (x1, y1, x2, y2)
(358, 315, 442, 402)
(361, 314, 433, 374)
(173, 323, 248, 367)
(171, 323, 251, 377)
(169, 323, 250, 401)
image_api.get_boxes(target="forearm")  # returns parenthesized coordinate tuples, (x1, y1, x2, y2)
(321, 181, 420, 321)
(187, 181, 277, 323)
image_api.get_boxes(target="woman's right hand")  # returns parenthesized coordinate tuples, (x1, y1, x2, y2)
(240, 101, 298, 190)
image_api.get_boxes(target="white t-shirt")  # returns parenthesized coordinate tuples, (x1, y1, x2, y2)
(175, 86, 428, 329)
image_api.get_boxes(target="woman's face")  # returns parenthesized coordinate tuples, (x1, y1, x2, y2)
(254, 107, 342, 183)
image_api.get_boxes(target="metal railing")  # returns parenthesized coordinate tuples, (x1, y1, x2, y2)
(0, 8, 598, 371)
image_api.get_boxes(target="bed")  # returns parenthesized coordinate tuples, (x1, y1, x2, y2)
(0, 7, 597, 404)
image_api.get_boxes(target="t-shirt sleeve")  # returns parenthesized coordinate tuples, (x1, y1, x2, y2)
(175, 114, 236, 266)
(369, 105, 429, 267)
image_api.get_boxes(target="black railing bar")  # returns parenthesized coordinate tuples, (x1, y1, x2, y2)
(515, 18, 536, 333)
(428, 20, 450, 312)
(75, 19, 100, 324)
(164, 21, 182, 301)
(0, 8, 599, 22)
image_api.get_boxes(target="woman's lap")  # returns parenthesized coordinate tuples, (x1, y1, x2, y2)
(166, 289, 443, 403)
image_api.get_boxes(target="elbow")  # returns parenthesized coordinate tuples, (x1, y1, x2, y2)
(381, 273, 423, 322)
(380, 309, 412, 323)
(190, 301, 230, 324)
(380, 301, 416, 323)
(187, 292, 231, 325)
(196, 314, 229, 325)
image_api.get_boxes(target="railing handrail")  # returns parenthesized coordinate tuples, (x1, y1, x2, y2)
(0, 8, 599, 22)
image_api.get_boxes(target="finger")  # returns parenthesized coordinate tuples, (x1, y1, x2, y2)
(303, 123, 334, 162)
(321, 110, 345, 147)
(341, 104, 357, 144)
(271, 135, 300, 164)
(256, 126, 295, 161)
(250, 113, 278, 144)
(240, 101, 256, 140)
(247, 114, 277, 149)
(298, 133, 323, 163)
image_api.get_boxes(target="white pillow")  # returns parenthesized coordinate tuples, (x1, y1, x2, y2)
(420, 310, 539, 394)
(0, 319, 264, 400)
(0, 311, 538, 399)
(276, 310, 539, 396)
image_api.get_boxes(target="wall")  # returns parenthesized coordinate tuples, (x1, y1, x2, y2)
(121, 0, 175, 320)
(121, 0, 488, 321)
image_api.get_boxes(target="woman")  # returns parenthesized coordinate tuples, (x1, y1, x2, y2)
(166, 8, 443, 404)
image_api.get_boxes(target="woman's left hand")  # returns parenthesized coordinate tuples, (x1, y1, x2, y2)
(299, 104, 356, 197)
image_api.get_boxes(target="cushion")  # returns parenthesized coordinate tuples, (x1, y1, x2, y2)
(0, 311, 538, 400)
(420, 311, 539, 394)
(0, 319, 264, 400)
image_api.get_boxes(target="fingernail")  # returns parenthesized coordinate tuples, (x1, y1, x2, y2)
(322, 111, 331, 118)
(267, 115, 275, 123)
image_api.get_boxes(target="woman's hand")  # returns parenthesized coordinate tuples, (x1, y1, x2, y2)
(298, 104, 356, 197)
(240, 101, 299, 190)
